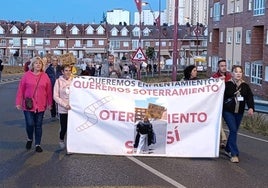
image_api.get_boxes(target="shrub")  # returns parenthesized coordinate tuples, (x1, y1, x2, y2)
(241, 113, 268, 136)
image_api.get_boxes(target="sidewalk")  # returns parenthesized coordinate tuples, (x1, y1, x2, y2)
(0, 73, 23, 83)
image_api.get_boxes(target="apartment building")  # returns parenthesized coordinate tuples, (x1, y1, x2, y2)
(166, 0, 209, 26)
(207, 0, 268, 99)
(0, 20, 207, 70)
(106, 9, 130, 25)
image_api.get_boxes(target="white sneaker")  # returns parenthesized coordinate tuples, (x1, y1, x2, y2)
(59, 141, 65, 149)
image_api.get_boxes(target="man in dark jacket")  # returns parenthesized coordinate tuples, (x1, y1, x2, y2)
(45, 56, 62, 120)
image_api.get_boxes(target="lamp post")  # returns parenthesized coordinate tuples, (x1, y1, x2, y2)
(143, 0, 161, 77)
(19, 23, 24, 65)
(172, 0, 179, 81)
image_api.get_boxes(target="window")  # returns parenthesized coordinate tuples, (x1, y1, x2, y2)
(245, 62, 250, 76)
(0, 39, 6, 45)
(220, 31, 223, 43)
(133, 30, 140, 37)
(246, 30, 251, 44)
(86, 40, 93, 47)
(265, 66, 268, 81)
(111, 30, 118, 36)
(251, 62, 262, 85)
(110, 40, 120, 49)
(213, 2, 221, 21)
(145, 42, 150, 47)
(227, 31, 232, 44)
(98, 40, 104, 46)
(44, 39, 50, 45)
(0, 27, 4, 34)
(55, 28, 63, 35)
(132, 40, 139, 50)
(235, 31, 241, 44)
(221, 4, 225, 15)
(227, 59, 232, 71)
(211, 56, 219, 72)
(97, 28, 104, 35)
(35, 38, 43, 45)
(266, 30, 268, 44)
(209, 32, 212, 43)
(253, 0, 265, 15)
(86, 28, 94, 35)
(58, 40, 65, 47)
(75, 40, 81, 47)
(123, 42, 129, 47)
(248, 0, 252, 10)
(210, 7, 213, 18)
(143, 31, 149, 36)
(121, 30, 128, 36)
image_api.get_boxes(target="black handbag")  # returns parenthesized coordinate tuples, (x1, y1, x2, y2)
(25, 97, 33, 110)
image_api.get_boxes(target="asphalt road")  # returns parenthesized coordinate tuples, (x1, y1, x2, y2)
(0, 79, 268, 188)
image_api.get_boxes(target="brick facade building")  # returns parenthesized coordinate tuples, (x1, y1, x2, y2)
(207, 0, 268, 99)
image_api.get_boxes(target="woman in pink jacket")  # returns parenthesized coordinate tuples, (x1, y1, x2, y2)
(16, 56, 52, 153)
(53, 64, 73, 149)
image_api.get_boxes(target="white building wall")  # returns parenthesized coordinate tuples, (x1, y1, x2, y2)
(106, 9, 130, 25)
(134, 10, 166, 25)
(166, 0, 208, 26)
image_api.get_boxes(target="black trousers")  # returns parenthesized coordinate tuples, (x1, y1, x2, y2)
(50, 100, 57, 117)
(59, 113, 68, 140)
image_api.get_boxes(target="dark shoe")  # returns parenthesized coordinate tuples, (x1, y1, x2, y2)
(26, 140, 32, 150)
(35, 145, 43, 153)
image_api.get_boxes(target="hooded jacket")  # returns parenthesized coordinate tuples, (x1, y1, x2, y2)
(53, 75, 73, 114)
(16, 71, 52, 112)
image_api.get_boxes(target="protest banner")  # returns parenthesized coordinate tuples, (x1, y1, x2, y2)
(67, 77, 224, 157)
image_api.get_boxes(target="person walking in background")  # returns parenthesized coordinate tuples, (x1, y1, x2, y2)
(222, 65, 254, 163)
(212, 59, 232, 149)
(183, 65, 198, 80)
(0, 59, 4, 82)
(136, 116, 153, 154)
(45, 55, 62, 121)
(15, 56, 52, 153)
(53, 64, 73, 149)
(24, 59, 31, 72)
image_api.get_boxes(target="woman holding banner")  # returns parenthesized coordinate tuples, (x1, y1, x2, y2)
(53, 64, 73, 149)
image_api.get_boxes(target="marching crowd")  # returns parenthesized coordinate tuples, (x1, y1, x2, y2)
(14, 55, 254, 163)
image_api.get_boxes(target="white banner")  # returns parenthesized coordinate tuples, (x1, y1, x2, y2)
(67, 76, 224, 157)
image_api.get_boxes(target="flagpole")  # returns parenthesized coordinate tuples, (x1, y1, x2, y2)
(158, 0, 161, 76)
(138, 0, 142, 80)
(172, 0, 179, 81)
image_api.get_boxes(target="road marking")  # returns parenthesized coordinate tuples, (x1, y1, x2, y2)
(238, 132, 268, 143)
(224, 129, 268, 143)
(127, 156, 186, 188)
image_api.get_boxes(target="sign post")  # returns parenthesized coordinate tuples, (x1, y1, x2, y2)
(132, 47, 147, 80)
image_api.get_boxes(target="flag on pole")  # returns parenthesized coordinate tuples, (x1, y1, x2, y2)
(155, 15, 160, 27)
(134, 0, 142, 13)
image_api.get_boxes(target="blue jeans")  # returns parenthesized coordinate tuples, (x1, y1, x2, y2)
(222, 111, 243, 157)
(23, 111, 45, 146)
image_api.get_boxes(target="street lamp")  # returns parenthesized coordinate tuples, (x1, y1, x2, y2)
(19, 23, 24, 65)
(143, 0, 161, 76)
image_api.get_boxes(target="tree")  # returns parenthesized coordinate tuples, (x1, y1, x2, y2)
(146, 47, 155, 60)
